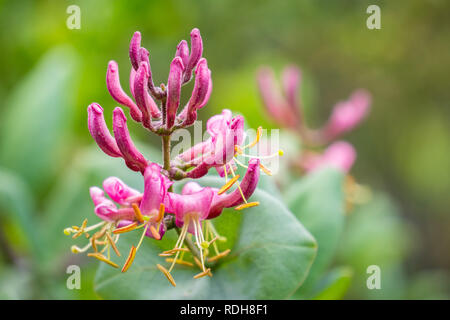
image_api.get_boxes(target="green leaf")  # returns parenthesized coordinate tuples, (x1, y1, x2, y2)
(94, 175, 317, 299)
(0, 168, 43, 259)
(312, 267, 353, 300)
(284, 167, 345, 298)
(0, 46, 79, 189)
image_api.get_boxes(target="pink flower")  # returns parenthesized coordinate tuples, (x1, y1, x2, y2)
(322, 90, 372, 141)
(301, 141, 356, 173)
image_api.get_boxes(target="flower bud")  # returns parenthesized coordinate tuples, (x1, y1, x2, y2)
(106, 61, 142, 122)
(184, 58, 211, 125)
(166, 57, 184, 128)
(112, 107, 148, 173)
(183, 28, 203, 83)
(176, 40, 189, 68)
(129, 31, 141, 70)
(134, 62, 160, 128)
(87, 103, 122, 158)
(103, 177, 141, 205)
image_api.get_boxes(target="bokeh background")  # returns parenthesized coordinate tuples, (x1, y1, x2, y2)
(0, 0, 449, 299)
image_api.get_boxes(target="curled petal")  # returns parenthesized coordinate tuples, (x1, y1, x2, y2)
(129, 31, 141, 70)
(181, 182, 204, 195)
(87, 103, 122, 157)
(166, 57, 184, 128)
(106, 61, 142, 122)
(207, 109, 232, 137)
(183, 28, 203, 83)
(139, 47, 162, 100)
(95, 206, 135, 222)
(90, 187, 109, 206)
(103, 177, 141, 206)
(208, 158, 260, 219)
(112, 107, 148, 173)
(168, 187, 214, 227)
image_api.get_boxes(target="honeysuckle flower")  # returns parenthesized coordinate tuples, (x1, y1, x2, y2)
(321, 89, 371, 141)
(258, 65, 372, 146)
(67, 28, 271, 287)
(300, 141, 357, 173)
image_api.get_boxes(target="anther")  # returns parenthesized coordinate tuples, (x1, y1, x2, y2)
(87, 253, 119, 268)
(234, 201, 260, 210)
(122, 246, 137, 272)
(165, 258, 194, 267)
(218, 174, 240, 195)
(208, 249, 231, 262)
(193, 268, 212, 279)
(132, 203, 145, 223)
(156, 264, 176, 287)
(259, 163, 272, 176)
(149, 225, 161, 240)
(106, 233, 121, 257)
(113, 222, 139, 234)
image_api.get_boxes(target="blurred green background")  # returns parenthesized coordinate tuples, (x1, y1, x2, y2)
(0, 0, 449, 299)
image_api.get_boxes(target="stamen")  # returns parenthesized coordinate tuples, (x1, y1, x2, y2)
(235, 201, 260, 210)
(165, 258, 194, 267)
(87, 253, 119, 268)
(91, 235, 98, 252)
(106, 232, 121, 257)
(208, 236, 219, 246)
(243, 126, 263, 149)
(223, 165, 228, 182)
(208, 249, 231, 262)
(234, 145, 244, 155)
(72, 219, 88, 239)
(218, 174, 240, 195)
(162, 248, 189, 255)
(238, 149, 284, 160)
(229, 165, 247, 204)
(157, 203, 165, 222)
(149, 225, 161, 240)
(113, 222, 139, 234)
(193, 268, 212, 279)
(156, 264, 176, 287)
(193, 256, 203, 270)
(71, 243, 91, 254)
(121, 246, 137, 272)
(132, 203, 145, 223)
(193, 219, 205, 271)
(259, 163, 272, 176)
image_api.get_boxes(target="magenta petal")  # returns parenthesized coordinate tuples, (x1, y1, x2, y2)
(185, 59, 210, 124)
(87, 103, 122, 158)
(106, 61, 142, 122)
(103, 177, 141, 206)
(282, 66, 303, 123)
(134, 62, 159, 128)
(139, 163, 166, 216)
(166, 57, 184, 128)
(168, 187, 214, 226)
(112, 107, 148, 173)
(183, 28, 203, 83)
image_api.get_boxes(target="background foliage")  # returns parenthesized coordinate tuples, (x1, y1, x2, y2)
(0, 0, 448, 299)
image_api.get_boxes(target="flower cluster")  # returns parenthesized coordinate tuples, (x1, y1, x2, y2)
(65, 29, 277, 286)
(257, 65, 371, 173)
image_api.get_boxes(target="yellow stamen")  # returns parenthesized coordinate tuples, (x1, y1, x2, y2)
(157, 203, 165, 222)
(208, 249, 231, 262)
(87, 253, 119, 268)
(259, 163, 272, 176)
(165, 258, 194, 267)
(223, 165, 228, 182)
(234, 201, 260, 211)
(156, 264, 176, 287)
(121, 246, 137, 272)
(208, 236, 219, 246)
(162, 248, 189, 255)
(106, 233, 121, 257)
(229, 165, 248, 204)
(91, 235, 98, 252)
(193, 256, 203, 270)
(113, 222, 138, 234)
(159, 252, 175, 257)
(72, 218, 88, 239)
(244, 126, 263, 149)
(194, 268, 212, 279)
(234, 145, 244, 155)
(218, 174, 240, 195)
(149, 225, 161, 240)
(132, 203, 144, 223)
